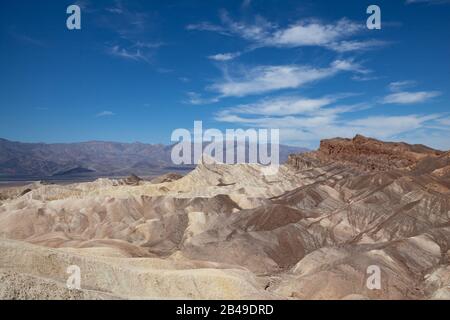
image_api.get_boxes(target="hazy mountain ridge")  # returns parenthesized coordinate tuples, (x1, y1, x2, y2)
(0, 138, 308, 178)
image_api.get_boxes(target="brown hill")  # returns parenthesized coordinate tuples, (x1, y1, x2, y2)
(289, 134, 443, 172)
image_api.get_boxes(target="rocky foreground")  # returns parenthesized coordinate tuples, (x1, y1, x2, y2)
(0, 135, 449, 300)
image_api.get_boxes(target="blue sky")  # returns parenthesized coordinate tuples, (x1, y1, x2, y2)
(0, 0, 449, 149)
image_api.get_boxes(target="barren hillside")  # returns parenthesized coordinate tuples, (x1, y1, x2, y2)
(0, 135, 449, 300)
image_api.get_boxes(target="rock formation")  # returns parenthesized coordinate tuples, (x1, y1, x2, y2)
(289, 134, 443, 172)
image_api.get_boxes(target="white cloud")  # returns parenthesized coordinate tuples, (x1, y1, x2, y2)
(133, 41, 164, 49)
(327, 39, 388, 52)
(208, 52, 242, 61)
(185, 92, 220, 105)
(210, 60, 365, 98)
(217, 94, 363, 118)
(395, 129, 450, 151)
(330, 60, 369, 73)
(347, 115, 440, 137)
(99, 1, 164, 64)
(382, 81, 441, 104)
(224, 96, 335, 116)
(269, 18, 361, 47)
(352, 75, 380, 82)
(216, 112, 442, 144)
(218, 11, 275, 43)
(388, 80, 417, 92)
(186, 22, 230, 35)
(382, 91, 441, 104)
(96, 111, 116, 117)
(188, 13, 386, 53)
(214, 92, 447, 147)
(103, 1, 149, 36)
(437, 117, 450, 126)
(107, 45, 150, 63)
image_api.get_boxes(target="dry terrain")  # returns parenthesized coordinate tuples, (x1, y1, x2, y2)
(0, 135, 449, 300)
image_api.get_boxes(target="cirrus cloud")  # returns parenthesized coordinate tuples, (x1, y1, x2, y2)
(208, 52, 242, 61)
(96, 111, 116, 117)
(214, 93, 448, 148)
(209, 60, 367, 98)
(382, 91, 441, 104)
(188, 12, 387, 53)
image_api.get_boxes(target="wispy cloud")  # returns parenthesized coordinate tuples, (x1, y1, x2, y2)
(382, 91, 441, 104)
(209, 60, 367, 98)
(213, 91, 449, 147)
(185, 92, 220, 105)
(218, 95, 338, 117)
(388, 80, 417, 92)
(347, 114, 440, 136)
(437, 117, 450, 126)
(104, 0, 150, 37)
(97, 0, 163, 64)
(96, 111, 116, 117)
(107, 45, 150, 62)
(352, 74, 381, 82)
(215, 93, 366, 121)
(186, 22, 231, 35)
(327, 39, 388, 53)
(188, 12, 387, 53)
(216, 112, 445, 148)
(382, 81, 441, 104)
(9, 28, 46, 47)
(208, 52, 242, 61)
(139, 42, 164, 49)
(268, 18, 361, 48)
(105, 40, 162, 64)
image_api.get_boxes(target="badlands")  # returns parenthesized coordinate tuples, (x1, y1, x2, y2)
(0, 135, 449, 300)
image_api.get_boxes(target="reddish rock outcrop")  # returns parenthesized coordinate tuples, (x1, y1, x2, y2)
(289, 134, 442, 172)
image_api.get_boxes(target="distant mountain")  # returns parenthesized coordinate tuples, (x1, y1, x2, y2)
(52, 167, 96, 177)
(0, 138, 308, 179)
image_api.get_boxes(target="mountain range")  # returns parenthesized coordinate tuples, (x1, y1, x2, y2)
(0, 138, 307, 179)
